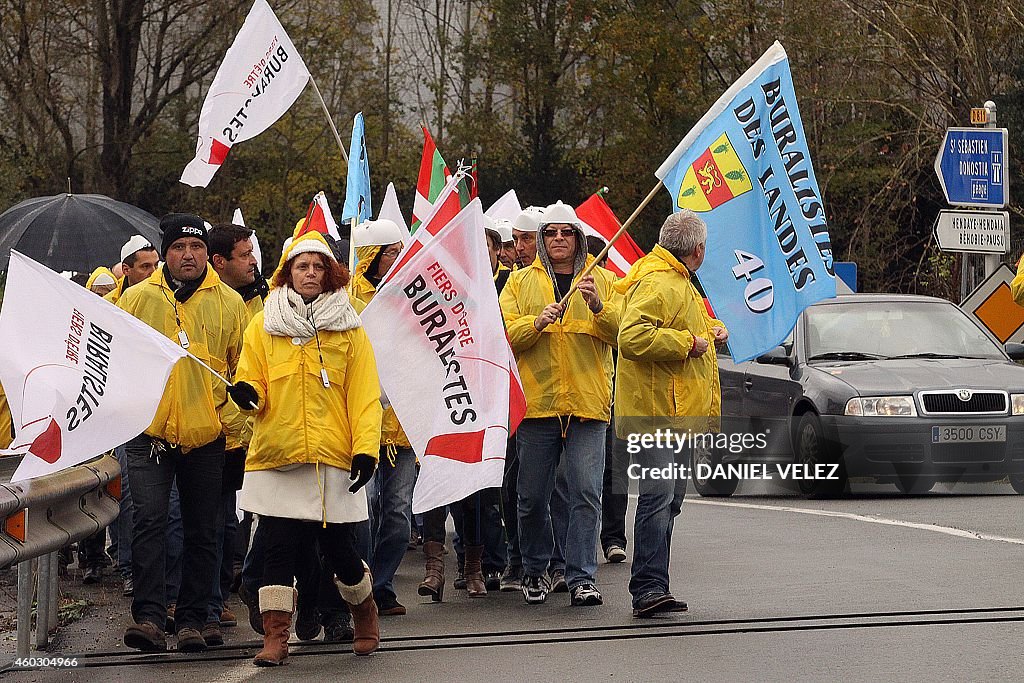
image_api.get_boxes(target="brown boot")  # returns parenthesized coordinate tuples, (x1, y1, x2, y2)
(253, 585, 294, 667)
(337, 563, 379, 656)
(464, 545, 487, 597)
(417, 541, 445, 602)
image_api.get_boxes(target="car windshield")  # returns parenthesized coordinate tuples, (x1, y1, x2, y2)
(804, 301, 1004, 361)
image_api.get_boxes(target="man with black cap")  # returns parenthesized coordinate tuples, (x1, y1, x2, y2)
(117, 214, 249, 653)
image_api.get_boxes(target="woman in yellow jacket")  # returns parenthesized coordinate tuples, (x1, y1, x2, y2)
(228, 232, 383, 664)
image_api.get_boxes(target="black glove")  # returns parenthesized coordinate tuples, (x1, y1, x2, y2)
(226, 381, 259, 410)
(349, 454, 377, 493)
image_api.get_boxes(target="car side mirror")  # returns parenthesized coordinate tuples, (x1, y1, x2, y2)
(756, 345, 791, 365)
(1005, 343, 1024, 361)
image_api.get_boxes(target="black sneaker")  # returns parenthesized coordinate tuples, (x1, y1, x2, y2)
(323, 618, 354, 643)
(549, 569, 568, 593)
(521, 575, 548, 604)
(499, 565, 523, 592)
(570, 583, 603, 606)
(82, 566, 102, 584)
(484, 570, 501, 591)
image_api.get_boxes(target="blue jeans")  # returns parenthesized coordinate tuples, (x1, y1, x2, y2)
(113, 445, 134, 578)
(548, 461, 569, 574)
(126, 435, 223, 631)
(628, 444, 687, 608)
(367, 446, 416, 604)
(516, 417, 606, 590)
(207, 491, 237, 625)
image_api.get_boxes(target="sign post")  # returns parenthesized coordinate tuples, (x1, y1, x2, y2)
(934, 101, 1011, 300)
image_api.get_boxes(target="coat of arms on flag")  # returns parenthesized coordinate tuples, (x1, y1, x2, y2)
(675, 133, 753, 212)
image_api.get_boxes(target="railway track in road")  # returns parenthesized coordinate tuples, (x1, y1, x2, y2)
(8, 605, 1024, 671)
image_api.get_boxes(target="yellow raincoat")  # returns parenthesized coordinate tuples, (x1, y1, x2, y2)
(221, 295, 264, 450)
(499, 256, 621, 422)
(117, 265, 248, 451)
(352, 244, 411, 450)
(1012, 256, 1024, 306)
(0, 381, 12, 450)
(104, 276, 130, 305)
(235, 308, 382, 472)
(614, 245, 725, 437)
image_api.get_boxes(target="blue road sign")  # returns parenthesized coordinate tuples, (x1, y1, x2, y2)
(834, 261, 857, 292)
(934, 128, 1008, 208)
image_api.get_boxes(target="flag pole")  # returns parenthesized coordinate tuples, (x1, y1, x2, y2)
(186, 352, 232, 387)
(309, 76, 350, 165)
(557, 181, 664, 307)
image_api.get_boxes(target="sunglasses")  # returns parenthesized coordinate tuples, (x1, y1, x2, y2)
(541, 228, 576, 238)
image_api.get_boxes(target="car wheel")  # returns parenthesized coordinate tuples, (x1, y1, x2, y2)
(1010, 474, 1024, 495)
(794, 412, 847, 499)
(893, 474, 935, 495)
(689, 446, 738, 497)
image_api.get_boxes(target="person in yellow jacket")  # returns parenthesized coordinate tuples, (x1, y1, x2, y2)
(117, 214, 248, 654)
(202, 222, 268, 643)
(106, 235, 159, 305)
(228, 231, 382, 663)
(85, 266, 117, 296)
(499, 201, 621, 607)
(350, 217, 418, 617)
(1012, 255, 1024, 307)
(0, 380, 12, 450)
(615, 209, 727, 618)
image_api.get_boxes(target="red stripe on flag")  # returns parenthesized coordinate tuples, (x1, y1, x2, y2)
(694, 150, 734, 209)
(296, 197, 329, 237)
(424, 430, 486, 463)
(208, 139, 231, 166)
(575, 193, 645, 276)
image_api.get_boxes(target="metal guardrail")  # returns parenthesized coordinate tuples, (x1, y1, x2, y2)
(0, 453, 121, 657)
(0, 453, 120, 569)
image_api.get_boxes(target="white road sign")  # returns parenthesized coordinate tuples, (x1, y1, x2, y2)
(933, 210, 1009, 254)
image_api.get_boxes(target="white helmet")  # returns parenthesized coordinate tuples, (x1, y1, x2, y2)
(353, 219, 405, 247)
(540, 200, 581, 228)
(513, 206, 545, 233)
(492, 218, 514, 244)
(120, 234, 153, 263)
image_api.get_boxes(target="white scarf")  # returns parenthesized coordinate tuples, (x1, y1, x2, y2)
(263, 286, 361, 339)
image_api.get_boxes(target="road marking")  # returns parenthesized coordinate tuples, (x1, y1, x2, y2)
(687, 499, 1024, 546)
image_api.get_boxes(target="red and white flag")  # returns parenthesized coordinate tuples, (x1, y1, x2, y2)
(0, 252, 188, 482)
(296, 192, 342, 241)
(181, 0, 310, 187)
(411, 127, 464, 232)
(575, 192, 646, 277)
(362, 200, 526, 513)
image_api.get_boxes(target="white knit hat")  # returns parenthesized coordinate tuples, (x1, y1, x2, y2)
(287, 235, 336, 261)
(120, 235, 153, 263)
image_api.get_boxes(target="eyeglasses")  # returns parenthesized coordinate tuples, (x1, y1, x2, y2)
(541, 228, 576, 238)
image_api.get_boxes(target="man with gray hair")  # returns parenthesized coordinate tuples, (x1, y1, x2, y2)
(614, 209, 728, 617)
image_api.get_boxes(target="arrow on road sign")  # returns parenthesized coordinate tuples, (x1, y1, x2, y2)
(934, 127, 1008, 208)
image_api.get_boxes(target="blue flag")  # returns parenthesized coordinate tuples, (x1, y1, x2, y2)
(656, 42, 836, 363)
(342, 112, 371, 223)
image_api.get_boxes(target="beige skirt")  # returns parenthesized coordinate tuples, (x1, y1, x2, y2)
(239, 463, 368, 524)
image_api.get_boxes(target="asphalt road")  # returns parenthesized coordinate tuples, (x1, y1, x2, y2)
(6, 481, 1024, 681)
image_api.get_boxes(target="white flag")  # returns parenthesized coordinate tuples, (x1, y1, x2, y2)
(362, 200, 526, 513)
(379, 182, 411, 244)
(0, 252, 188, 482)
(232, 207, 263, 272)
(485, 189, 522, 224)
(181, 0, 310, 187)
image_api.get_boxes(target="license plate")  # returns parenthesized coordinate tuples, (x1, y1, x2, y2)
(931, 425, 1006, 443)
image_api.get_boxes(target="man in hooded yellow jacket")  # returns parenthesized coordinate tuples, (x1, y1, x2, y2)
(116, 214, 248, 653)
(499, 201, 621, 607)
(615, 210, 727, 618)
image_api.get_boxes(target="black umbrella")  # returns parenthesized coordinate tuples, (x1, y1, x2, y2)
(0, 193, 162, 273)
